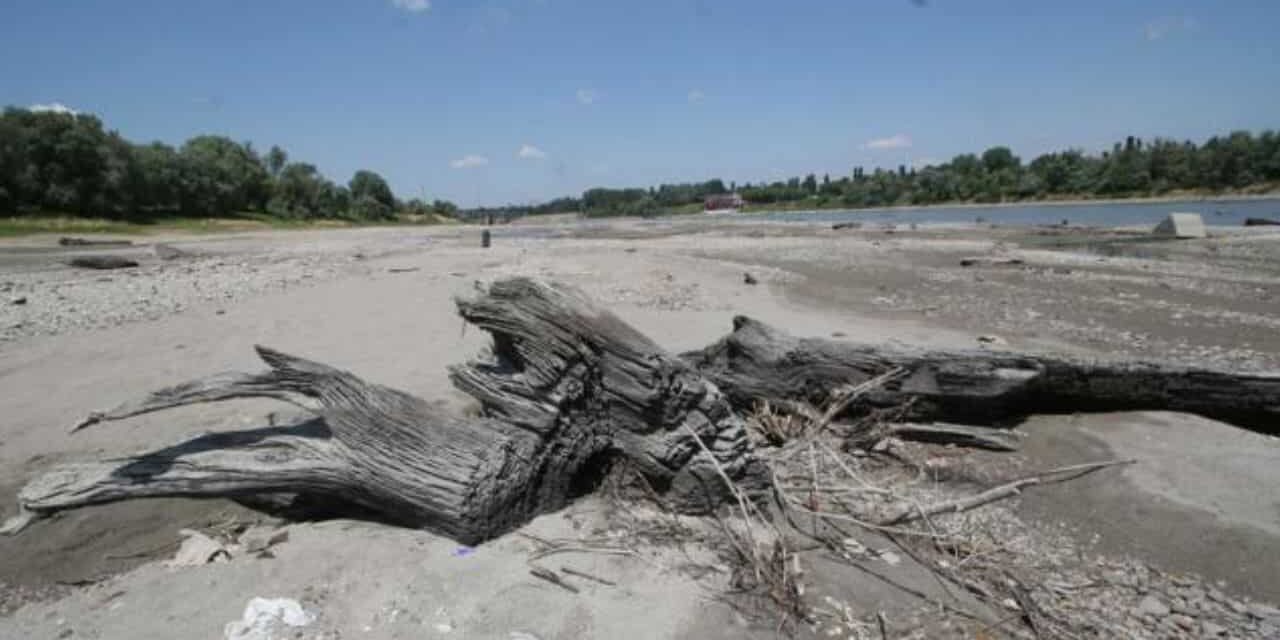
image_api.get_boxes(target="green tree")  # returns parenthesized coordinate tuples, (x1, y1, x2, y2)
(133, 142, 182, 211)
(269, 162, 330, 218)
(266, 145, 288, 177)
(348, 169, 396, 210)
(431, 199, 458, 216)
(981, 146, 1019, 173)
(177, 135, 270, 215)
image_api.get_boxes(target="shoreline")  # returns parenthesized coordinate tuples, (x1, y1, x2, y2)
(736, 190, 1280, 216)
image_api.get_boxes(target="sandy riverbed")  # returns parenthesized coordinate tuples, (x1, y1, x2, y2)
(1, 219, 1279, 638)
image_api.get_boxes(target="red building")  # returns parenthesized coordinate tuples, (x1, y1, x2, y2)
(704, 193, 744, 212)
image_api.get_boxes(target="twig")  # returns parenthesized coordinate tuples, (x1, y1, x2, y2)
(679, 423, 770, 556)
(528, 545, 634, 561)
(783, 494, 960, 540)
(817, 440, 892, 495)
(560, 566, 616, 586)
(973, 611, 1025, 637)
(814, 367, 907, 433)
(529, 566, 579, 593)
(55, 575, 109, 587)
(879, 459, 1135, 526)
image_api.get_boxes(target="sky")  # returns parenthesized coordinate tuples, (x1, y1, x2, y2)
(2, 1, 1277, 207)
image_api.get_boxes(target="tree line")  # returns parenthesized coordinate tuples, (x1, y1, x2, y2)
(488, 130, 1279, 219)
(0, 107, 458, 220)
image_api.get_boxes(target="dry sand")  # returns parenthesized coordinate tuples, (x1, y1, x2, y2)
(1, 219, 1279, 638)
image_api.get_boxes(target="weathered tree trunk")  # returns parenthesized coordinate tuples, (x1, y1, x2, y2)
(6, 280, 1278, 544)
(67, 255, 139, 269)
(686, 316, 1280, 433)
(3, 278, 764, 543)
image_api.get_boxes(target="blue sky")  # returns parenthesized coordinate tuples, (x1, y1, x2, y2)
(2, 1, 1277, 207)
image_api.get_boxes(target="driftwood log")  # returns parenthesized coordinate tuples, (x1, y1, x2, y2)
(2, 278, 764, 543)
(59, 237, 133, 247)
(67, 255, 139, 270)
(5, 278, 1278, 544)
(686, 316, 1280, 432)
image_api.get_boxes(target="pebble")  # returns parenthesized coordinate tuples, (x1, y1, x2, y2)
(1248, 603, 1280, 620)
(1201, 621, 1226, 636)
(9, 296, 26, 305)
(1137, 595, 1171, 617)
(1170, 613, 1195, 630)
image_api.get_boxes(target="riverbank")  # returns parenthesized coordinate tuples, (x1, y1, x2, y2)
(0, 212, 456, 238)
(2, 219, 1279, 638)
(736, 187, 1280, 215)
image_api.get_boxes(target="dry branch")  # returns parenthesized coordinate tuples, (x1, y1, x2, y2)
(687, 316, 1280, 433)
(879, 459, 1135, 526)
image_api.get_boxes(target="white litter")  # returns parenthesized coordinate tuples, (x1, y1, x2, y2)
(878, 550, 902, 566)
(1153, 212, 1206, 239)
(224, 597, 315, 640)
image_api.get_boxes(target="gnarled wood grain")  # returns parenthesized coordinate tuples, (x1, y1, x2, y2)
(5, 278, 765, 543)
(686, 316, 1280, 433)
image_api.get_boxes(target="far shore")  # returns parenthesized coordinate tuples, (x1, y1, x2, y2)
(735, 189, 1280, 216)
(3, 189, 1278, 240)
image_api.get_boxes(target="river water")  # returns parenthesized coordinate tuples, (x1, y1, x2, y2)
(751, 197, 1280, 228)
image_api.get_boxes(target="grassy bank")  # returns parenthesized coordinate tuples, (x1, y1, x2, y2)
(0, 212, 457, 238)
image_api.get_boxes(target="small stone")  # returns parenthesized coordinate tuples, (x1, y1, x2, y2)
(1248, 603, 1280, 620)
(743, 272, 758, 285)
(1201, 621, 1226, 636)
(10, 296, 26, 305)
(238, 526, 289, 554)
(1171, 614, 1194, 630)
(976, 334, 1006, 346)
(1137, 595, 1171, 618)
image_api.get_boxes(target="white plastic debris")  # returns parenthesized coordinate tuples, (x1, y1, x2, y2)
(224, 597, 315, 640)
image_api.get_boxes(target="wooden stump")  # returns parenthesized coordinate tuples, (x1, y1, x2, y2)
(4, 278, 764, 543)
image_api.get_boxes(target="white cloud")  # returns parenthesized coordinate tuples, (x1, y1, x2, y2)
(29, 102, 77, 115)
(451, 154, 489, 169)
(1144, 16, 1196, 41)
(576, 88, 598, 105)
(517, 144, 547, 160)
(863, 134, 912, 150)
(687, 89, 705, 104)
(391, 0, 430, 13)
